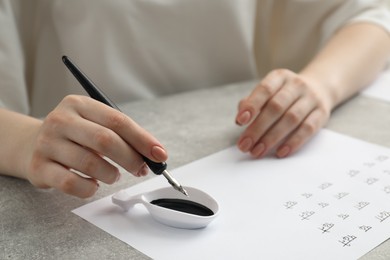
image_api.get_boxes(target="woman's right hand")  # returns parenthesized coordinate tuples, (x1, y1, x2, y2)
(22, 95, 167, 198)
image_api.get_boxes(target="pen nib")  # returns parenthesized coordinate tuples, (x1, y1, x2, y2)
(178, 186, 189, 197)
(162, 170, 189, 197)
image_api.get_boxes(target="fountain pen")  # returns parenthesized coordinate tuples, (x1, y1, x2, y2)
(62, 55, 188, 197)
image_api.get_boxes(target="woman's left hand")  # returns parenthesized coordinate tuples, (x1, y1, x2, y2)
(235, 69, 333, 158)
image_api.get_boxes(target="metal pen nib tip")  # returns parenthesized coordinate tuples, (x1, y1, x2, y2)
(179, 186, 189, 197)
(162, 170, 189, 197)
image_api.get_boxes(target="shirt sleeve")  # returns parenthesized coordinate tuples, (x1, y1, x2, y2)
(0, 0, 30, 114)
(322, 0, 390, 44)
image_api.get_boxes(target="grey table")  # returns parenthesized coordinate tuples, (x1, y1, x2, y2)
(1, 81, 390, 260)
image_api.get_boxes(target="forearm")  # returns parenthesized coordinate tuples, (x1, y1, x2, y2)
(0, 108, 41, 179)
(300, 23, 390, 109)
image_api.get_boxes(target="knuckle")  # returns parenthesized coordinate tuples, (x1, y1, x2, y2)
(318, 105, 330, 118)
(28, 154, 44, 173)
(93, 129, 115, 152)
(59, 174, 78, 195)
(44, 110, 75, 136)
(34, 134, 51, 154)
(285, 111, 301, 125)
(272, 68, 291, 77)
(291, 76, 305, 87)
(271, 68, 288, 76)
(301, 121, 317, 136)
(45, 110, 68, 129)
(62, 94, 85, 107)
(259, 82, 274, 97)
(80, 152, 99, 175)
(27, 156, 47, 187)
(106, 112, 127, 131)
(60, 174, 97, 198)
(267, 99, 284, 114)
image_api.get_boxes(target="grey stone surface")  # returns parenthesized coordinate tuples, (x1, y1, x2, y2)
(1, 81, 389, 259)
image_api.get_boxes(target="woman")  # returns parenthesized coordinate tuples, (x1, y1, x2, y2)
(0, 0, 389, 197)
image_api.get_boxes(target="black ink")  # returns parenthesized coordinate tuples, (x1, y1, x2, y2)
(338, 214, 349, 220)
(363, 162, 375, 168)
(150, 198, 214, 216)
(355, 202, 370, 210)
(301, 193, 313, 199)
(284, 201, 298, 209)
(300, 211, 315, 220)
(334, 192, 349, 200)
(375, 211, 390, 222)
(319, 223, 334, 234)
(318, 202, 329, 208)
(318, 183, 332, 190)
(365, 178, 378, 185)
(376, 155, 388, 162)
(339, 235, 357, 247)
(347, 169, 360, 177)
(359, 225, 372, 232)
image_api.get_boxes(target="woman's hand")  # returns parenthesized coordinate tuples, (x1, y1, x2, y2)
(236, 69, 333, 158)
(22, 95, 167, 198)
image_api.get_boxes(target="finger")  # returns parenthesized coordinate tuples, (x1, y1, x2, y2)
(64, 117, 146, 176)
(251, 96, 317, 157)
(237, 77, 304, 153)
(67, 96, 168, 162)
(50, 95, 164, 174)
(44, 106, 146, 176)
(236, 70, 288, 125)
(275, 108, 328, 158)
(33, 160, 99, 198)
(41, 138, 121, 184)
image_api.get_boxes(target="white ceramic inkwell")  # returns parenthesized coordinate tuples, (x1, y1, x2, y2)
(112, 187, 219, 229)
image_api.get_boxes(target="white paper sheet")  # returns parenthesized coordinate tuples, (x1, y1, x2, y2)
(73, 129, 390, 260)
(362, 69, 390, 102)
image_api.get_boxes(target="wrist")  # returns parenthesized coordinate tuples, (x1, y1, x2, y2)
(298, 70, 337, 113)
(0, 109, 42, 180)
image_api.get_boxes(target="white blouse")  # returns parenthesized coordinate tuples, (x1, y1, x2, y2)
(1, 0, 390, 117)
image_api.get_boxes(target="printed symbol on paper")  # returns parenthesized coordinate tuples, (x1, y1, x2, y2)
(365, 178, 378, 185)
(376, 155, 389, 162)
(384, 186, 390, 194)
(339, 235, 357, 247)
(319, 223, 334, 234)
(375, 211, 390, 222)
(347, 170, 360, 177)
(301, 193, 313, 199)
(355, 202, 370, 210)
(363, 162, 375, 168)
(318, 182, 333, 190)
(318, 202, 329, 208)
(359, 225, 372, 232)
(300, 211, 315, 220)
(284, 201, 298, 209)
(334, 192, 349, 200)
(338, 214, 350, 220)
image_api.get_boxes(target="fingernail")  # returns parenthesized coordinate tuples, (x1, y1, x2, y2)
(115, 173, 121, 182)
(151, 146, 167, 161)
(251, 143, 265, 157)
(138, 164, 149, 177)
(238, 137, 253, 152)
(277, 145, 290, 158)
(236, 111, 251, 125)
